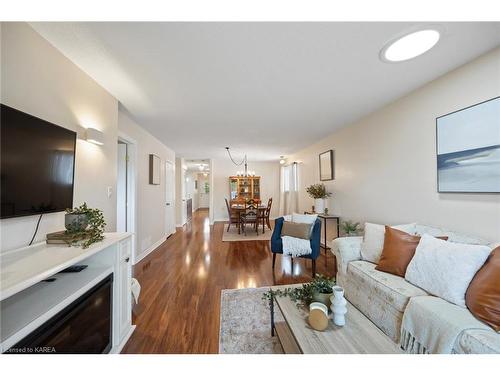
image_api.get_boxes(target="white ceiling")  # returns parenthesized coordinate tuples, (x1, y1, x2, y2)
(30, 22, 500, 161)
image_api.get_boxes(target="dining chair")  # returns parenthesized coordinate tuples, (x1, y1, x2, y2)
(264, 198, 273, 230)
(225, 198, 240, 233)
(240, 199, 259, 236)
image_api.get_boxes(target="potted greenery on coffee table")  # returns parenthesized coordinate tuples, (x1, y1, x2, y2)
(262, 274, 336, 307)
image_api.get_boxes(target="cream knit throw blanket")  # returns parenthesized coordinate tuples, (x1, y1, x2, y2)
(400, 296, 489, 354)
(282, 236, 312, 257)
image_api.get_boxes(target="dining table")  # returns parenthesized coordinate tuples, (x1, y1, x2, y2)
(230, 203, 269, 234)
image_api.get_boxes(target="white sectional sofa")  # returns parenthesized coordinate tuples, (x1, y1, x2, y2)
(331, 224, 500, 354)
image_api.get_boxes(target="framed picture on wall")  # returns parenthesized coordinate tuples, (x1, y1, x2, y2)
(149, 154, 161, 185)
(436, 96, 500, 193)
(319, 150, 334, 181)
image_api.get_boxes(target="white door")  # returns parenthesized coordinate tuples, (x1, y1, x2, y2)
(165, 161, 175, 236)
(116, 143, 127, 232)
(198, 174, 210, 208)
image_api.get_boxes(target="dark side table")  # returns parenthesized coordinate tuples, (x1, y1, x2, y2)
(304, 212, 340, 253)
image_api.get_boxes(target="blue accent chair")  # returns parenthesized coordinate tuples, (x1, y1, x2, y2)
(271, 217, 321, 277)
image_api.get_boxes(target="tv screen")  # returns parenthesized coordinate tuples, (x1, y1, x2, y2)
(1, 104, 76, 218)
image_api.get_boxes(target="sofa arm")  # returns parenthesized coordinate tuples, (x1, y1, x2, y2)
(331, 236, 363, 274)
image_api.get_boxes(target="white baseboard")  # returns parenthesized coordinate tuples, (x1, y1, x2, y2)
(110, 325, 136, 354)
(134, 236, 167, 264)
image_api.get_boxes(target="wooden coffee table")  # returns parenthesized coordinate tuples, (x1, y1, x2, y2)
(270, 289, 400, 354)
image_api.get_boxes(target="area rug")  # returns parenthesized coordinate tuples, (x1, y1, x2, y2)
(222, 224, 273, 242)
(219, 286, 284, 354)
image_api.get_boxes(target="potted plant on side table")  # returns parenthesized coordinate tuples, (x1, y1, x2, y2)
(305, 183, 331, 214)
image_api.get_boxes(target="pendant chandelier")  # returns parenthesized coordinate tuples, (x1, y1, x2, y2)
(225, 147, 255, 177)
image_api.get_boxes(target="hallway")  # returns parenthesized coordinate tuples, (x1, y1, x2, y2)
(123, 209, 336, 353)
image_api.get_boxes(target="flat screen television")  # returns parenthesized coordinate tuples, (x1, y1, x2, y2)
(1, 104, 76, 219)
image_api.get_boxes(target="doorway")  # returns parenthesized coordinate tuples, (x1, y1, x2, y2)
(117, 141, 128, 232)
(116, 134, 137, 261)
(165, 160, 175, 237)
(198, 173, 210, 209)
(184, 159, 212, 223)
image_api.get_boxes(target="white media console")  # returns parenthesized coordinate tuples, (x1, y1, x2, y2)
(0, 233, 135, 353)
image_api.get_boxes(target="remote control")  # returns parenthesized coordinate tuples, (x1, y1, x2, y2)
(59, 265, 88, 273)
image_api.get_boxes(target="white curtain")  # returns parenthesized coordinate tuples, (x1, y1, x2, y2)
(279, 162, 299, 216)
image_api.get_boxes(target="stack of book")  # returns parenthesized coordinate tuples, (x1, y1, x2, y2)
(46, 230, 92, 246)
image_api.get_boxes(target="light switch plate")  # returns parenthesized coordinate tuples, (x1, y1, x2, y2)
(107, 186, 112, 198)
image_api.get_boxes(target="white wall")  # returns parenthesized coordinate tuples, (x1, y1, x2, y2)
(117, 109, 176, 262)
(1, 22, 119, 252)
(212, 158, 281, 221)
(287, 47, 500, 242)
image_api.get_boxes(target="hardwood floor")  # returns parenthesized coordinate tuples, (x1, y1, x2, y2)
(122, 208, 336, 353)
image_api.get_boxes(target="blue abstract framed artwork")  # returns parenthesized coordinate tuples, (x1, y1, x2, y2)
(436, 96, 500, 193)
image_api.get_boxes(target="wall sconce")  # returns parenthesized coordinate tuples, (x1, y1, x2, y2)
(279, 156, 286, 165)
(85, 128, 104, 146)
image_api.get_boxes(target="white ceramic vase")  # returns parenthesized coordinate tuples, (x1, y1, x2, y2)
(330, 286, 347, 326)
(314, 198, 325, 214)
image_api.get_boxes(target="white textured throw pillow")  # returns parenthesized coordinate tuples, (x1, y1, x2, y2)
(360, 222, 416, 263)
(291, 213, 318, 224)
(405, 234, 491, 307)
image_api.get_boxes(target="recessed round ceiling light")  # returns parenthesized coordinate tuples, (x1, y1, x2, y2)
(381, 29, 440, 63)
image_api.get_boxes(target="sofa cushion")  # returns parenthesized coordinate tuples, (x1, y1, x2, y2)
(405, 235, 491, 307)
(416, 224, 492, 247)
(454, 329, 500, 354)
(347, 260, 428, 312)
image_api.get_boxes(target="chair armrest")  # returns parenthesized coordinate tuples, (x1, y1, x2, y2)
(331, 236, 363, 274)
(271, 217, 284, 253)
(309, 218, 322, 260)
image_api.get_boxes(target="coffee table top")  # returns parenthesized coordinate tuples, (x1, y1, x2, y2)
(274, 293, 400, 354)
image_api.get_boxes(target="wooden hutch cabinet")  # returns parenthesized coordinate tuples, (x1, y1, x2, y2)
(229, 176, 261, 203)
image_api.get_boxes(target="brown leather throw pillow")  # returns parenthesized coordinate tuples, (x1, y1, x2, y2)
(466, 247, 500, 332)
(281, 221, 312, 240)
(375, 226, 448, 277)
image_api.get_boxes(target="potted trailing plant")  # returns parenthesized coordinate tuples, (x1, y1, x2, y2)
(262, 274, 336, 308)
(305, 183, 331, 214)
(311, 275, 335, 306)
(341, 220, 361, 237)
(65, 202, 106, 248)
